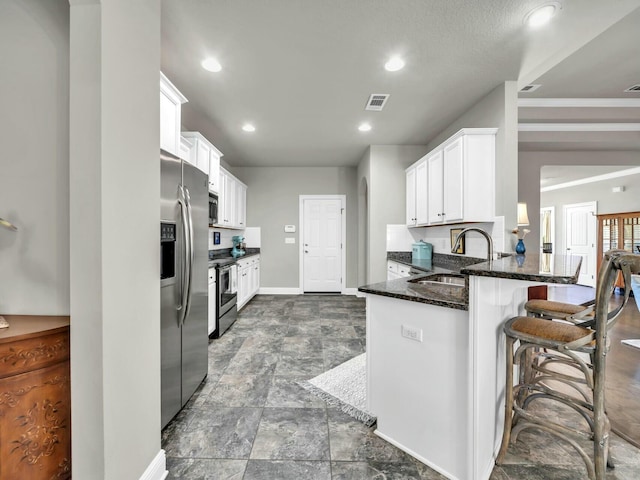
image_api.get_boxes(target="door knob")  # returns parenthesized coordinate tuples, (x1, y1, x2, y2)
(305, 250, 309, 253)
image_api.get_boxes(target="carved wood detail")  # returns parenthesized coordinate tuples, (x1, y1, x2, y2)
(0, 323, 71, 479)
(0, 339, 68, 368)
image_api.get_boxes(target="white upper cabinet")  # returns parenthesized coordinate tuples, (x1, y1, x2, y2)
(216, 167, 247, 229)
(426, 150, 444, 224)
(236, 182, 247, 228)
(181, 132, 223, 192)
(407, 128, 496, 227)
(406, 159, 428, 227)
(178, 135, 193, 162)
(442, 136, 464, 223)
(406, 166, 417, 226)
(160, 72, 187, 156)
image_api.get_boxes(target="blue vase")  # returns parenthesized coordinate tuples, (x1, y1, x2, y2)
(515, 238, 526, 254)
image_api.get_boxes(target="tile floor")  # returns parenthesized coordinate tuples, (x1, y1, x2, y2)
(162, 294, 640, 479)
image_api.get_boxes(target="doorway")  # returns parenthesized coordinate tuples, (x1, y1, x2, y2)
(299, 195, 346, 293)
(563, 201, 597, 287)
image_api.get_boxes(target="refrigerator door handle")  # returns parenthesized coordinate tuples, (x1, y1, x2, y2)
(177, 185, 190, 326)
(183, 186, 195, 323)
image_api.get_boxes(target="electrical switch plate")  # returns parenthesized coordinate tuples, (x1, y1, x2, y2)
(401, 325, 423, 342)
(284, 225, 296, 233)
(285, 237, 296, 244)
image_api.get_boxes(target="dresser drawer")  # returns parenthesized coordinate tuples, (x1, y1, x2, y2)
(0, 331, 70, 379)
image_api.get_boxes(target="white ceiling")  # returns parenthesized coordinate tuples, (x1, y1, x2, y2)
(518, 7, 640, 153)
(161, 1, 640, 167)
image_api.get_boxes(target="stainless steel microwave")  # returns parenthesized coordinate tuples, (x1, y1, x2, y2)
(209, 193, 218, 226)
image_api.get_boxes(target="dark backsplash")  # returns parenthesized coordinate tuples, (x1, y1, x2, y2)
(387, 251, 485, 271)
(209, 248, 260, 260)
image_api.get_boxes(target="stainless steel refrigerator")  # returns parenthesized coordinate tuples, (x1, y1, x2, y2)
(160, 149, 209, 428)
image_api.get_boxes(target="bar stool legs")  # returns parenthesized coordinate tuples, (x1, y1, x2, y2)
(496, 251, 640, 480)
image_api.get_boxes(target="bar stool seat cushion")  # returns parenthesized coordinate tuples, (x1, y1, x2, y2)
(525, 299, 588, 316)
(509, 316, 593, 344)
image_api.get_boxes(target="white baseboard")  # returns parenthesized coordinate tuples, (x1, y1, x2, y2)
(258, 287, 302, 295)
(139, 449, 168, 480)
(342, 288, 359, 296)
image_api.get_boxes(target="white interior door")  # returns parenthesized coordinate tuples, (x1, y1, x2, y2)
(302, 198, 343, 292)
(563, 202, 597, 287)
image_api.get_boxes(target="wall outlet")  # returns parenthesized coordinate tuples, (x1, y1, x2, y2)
(401, 325, 423, 342)
(285, 237, 296, 244)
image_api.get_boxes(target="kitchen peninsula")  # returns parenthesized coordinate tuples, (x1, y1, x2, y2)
(359, 253, 582, 480)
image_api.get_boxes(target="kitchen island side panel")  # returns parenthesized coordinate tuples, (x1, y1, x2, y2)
(367, 294, 469, 480)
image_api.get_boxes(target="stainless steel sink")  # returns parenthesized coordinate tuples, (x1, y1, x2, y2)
(409, 274, 466, 287)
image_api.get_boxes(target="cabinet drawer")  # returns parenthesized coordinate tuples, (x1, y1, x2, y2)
(387, 261, 398, 274)
(0, 331, 70, 379)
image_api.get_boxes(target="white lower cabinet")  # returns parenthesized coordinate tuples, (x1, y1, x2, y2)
(387, 261, 411, 281)
(237, 255, 260, 309)
(208, 268, 217, 336)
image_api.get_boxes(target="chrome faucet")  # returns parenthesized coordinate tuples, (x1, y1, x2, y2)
(451, 227, 494, 261)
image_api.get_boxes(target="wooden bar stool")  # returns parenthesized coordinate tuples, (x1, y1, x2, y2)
(496, 250, 640, 480)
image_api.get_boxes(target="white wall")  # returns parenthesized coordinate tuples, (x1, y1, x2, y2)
(359, 146, 430, 283)
(0, 0, 70, 315)
(388, 218, 506, 259)
(541, 171, 640, 253)
(357, 148, 371, 286)
(232, 166, 358, 288)
(520, 151, 640, 253)
(70, 1, 162, 479)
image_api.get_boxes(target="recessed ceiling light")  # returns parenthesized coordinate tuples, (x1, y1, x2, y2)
(242, 123, 256, 132)
(358, 123, 372, 132)
(384, 57, 405, 72)
(201, 58, 222, 72)
(524, 2, 561, 28)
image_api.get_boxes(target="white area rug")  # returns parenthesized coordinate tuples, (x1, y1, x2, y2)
(299, 353, 376, 426)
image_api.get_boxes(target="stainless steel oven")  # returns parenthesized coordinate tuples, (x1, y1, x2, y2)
(216, 263, 237, 337)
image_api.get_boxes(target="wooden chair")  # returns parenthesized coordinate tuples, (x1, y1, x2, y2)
(496, 250, 640, 480)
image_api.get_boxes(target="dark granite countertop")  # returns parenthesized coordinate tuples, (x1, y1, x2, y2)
(359, 254, 476, 310)
(358, 269, 469, 311)
(460, 253, 582, 284)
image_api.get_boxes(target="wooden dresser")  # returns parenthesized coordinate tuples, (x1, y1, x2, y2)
(0, 315, 71, 479)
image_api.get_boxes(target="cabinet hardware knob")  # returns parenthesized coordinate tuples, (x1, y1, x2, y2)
(305, 250, 309, 253)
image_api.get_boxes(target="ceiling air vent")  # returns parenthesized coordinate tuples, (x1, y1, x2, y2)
(365, 94, 390, 111)
(624, 84, 640, 92)
(519, 84, 541, 93)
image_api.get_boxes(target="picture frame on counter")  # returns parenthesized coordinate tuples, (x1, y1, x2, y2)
(450, 228, 465, 254)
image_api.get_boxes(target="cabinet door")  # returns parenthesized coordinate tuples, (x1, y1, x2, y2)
(236, 183, 247, 228)
(160, 89, 179, 155)
(427, 150, 444, 224)
(238, 266, 250, 306)
(406, 167, 417, 226)
(208, 273, 216, 336)
(195, 140, 210, 175)
(443, 137, 463, 223)
(218, 171, 229, 226)
(225, 176, 236, 227)
(415, 160, 428, 225)
(251, 261, 260, 296)
(209, 151, 220, 193)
